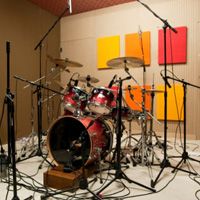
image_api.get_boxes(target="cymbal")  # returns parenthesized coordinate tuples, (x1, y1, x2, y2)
(54, 80, 67, 89)
(123, 87, 137, 91)
(78, 75, 99, 83)
(47, 54, 83, 68)
(107, 56, 144, 68)
(145, 89, 164, 93)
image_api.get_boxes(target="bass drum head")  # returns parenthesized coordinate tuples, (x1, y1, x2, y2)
(47, 115, 112, 171)
(47, 116, 90, 170)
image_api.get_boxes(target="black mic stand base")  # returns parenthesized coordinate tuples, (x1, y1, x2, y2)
(151, 158, 171, 188)
(97, 168, 156, 196)
(170, 152, 198, 176)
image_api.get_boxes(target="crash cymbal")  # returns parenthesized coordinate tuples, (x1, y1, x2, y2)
(54, 80, 67, 89)
(107, 56, 144, 68)
(145, 89, 164, 93)
(78, 75, 99, 83)
(47, 54, 83, 68)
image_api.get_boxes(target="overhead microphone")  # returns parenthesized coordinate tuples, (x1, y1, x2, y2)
(68, 0, 72, 14)
(128, 85, 134, 101)
(160, 72, 171, 88)
(108, 74, 117, 88)
(74, 79, 78, 86)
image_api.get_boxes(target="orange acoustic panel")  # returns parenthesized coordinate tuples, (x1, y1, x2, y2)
(97, 35, 120, 69)
(125, 31, 151, 66)
(156, 84, 184, 121)
(125, 85, 151, 112)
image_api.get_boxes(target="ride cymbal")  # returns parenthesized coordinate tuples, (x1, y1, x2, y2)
(107, 56, 144, 68)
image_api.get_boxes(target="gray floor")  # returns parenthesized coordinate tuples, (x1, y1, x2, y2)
(1, 136, 200, 200)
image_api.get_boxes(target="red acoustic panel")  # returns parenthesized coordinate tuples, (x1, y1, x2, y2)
(158, 26, 187, 65)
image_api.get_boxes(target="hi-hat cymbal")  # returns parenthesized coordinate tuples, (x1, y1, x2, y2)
(145, 89, 164, 93)
(78, 75, 99, 83)
(47, 54, 83, 68)
(123, 87, 137, 91)
(107, 56, 144, 68)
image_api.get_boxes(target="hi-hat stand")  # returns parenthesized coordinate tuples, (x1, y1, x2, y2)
(166, 76, 200, 175)
(95, 77, 156, 196)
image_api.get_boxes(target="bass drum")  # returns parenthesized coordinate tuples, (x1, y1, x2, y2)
(47, 115, 112, 170)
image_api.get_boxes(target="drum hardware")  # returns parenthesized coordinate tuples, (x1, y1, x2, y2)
(121, 118, 139, 156)
(95, 76, 155, 196)
(17, 85, 38, 161)
(146, 84, 164, 151)
(14, 75, 64, 167)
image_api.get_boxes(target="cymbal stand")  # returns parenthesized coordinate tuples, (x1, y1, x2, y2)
(95, 77, 155, 196)
(124, 66, 149, 166)
(146, 84, 164, 165)
(120, 95, 139, 152)
(122, 117, 139, 152)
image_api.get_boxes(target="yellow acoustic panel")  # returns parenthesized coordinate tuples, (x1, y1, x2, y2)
(125, 85, 151, 112)
(97, 35, 120, 69)
(156, 84, 184, 121)
(125, 31, 151, 66)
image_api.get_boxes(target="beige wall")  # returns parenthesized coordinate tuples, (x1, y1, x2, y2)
(0, 0, 60, 143)
(60, 0, 200, 139)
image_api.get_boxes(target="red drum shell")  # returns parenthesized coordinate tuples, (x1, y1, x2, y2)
(88, 87, 114, 115)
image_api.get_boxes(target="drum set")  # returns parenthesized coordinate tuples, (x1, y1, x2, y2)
(46, 55, 162, 172)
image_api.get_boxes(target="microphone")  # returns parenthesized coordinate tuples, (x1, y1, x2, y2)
(68, 0, 72, 14)
(160, 72, 171, 88)
(108, 74, 117, 88)
(128, 85, 134, 100)
(74, 79, 78, 86)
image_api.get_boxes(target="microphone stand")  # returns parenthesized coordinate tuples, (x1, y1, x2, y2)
(166, 76, 200, 175)
(136, 0, 178, 188)
(95, 77, 155, 196)
(33, 5, 70, 159)
(5, 41, 19, 200)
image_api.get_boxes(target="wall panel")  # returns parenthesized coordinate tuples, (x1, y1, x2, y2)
(60, 0, 200, 139)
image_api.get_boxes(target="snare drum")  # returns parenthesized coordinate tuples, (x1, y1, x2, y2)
(87, 87, 114, 115)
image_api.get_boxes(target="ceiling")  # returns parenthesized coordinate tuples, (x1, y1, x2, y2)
(28, 0, 135, 17)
